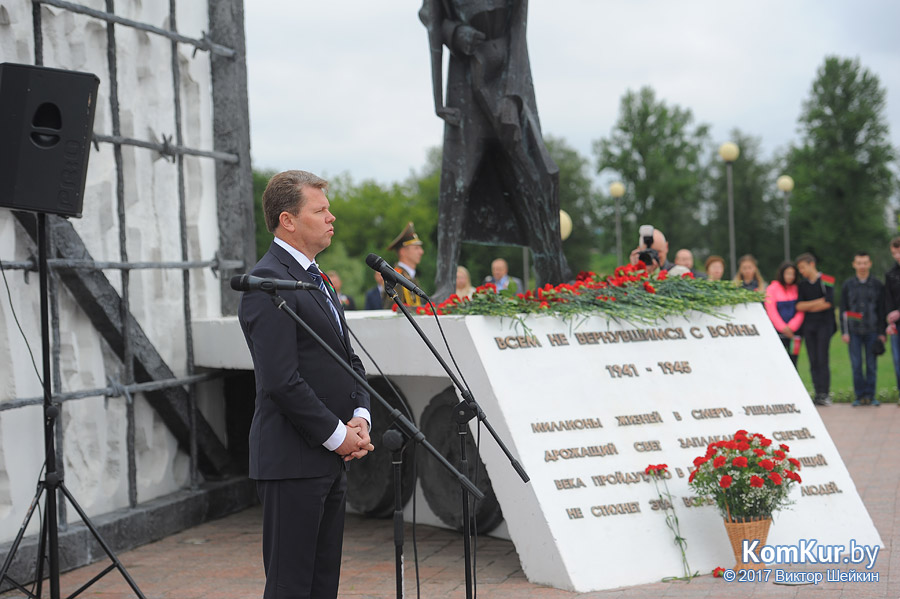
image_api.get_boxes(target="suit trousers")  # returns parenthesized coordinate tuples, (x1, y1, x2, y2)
(257, 472, 347, 599)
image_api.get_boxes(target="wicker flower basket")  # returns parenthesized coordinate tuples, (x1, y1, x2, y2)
(723, 517, 772, 570)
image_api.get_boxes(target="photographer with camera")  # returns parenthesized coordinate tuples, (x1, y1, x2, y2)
(629, 225, 675, 273)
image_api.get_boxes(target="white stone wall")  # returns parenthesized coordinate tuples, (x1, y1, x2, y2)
(0, 0, 225, 543)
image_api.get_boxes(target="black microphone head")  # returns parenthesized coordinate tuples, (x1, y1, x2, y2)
(365, 253, 382, 269)
(230, 274, 248, 291)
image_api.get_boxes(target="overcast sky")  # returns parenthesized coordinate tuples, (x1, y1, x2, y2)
(244, 1, 900, 188)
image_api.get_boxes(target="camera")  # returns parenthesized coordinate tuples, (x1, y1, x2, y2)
(637, 224, 659, 267)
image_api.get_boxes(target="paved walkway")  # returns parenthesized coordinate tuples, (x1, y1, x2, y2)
(2, 404, 898, 598)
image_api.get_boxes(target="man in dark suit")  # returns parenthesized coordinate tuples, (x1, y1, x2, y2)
(363, 271, 385, 310)
(238, 170, 373, 599)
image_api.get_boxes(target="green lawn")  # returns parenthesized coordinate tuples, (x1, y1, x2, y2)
(795, 334, 900, 403)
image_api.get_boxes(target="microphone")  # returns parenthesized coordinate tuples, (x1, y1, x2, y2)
(230, 274, 320, 293)
(366, 253, 429, 300)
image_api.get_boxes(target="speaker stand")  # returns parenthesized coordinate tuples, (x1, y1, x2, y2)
(0, 213, 146, 599)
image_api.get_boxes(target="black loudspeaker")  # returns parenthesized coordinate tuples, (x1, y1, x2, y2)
(0, 63, 100, 218)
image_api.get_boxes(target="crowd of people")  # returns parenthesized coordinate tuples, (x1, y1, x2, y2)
(695, 245, 896, 408)
(331, 220, 900, 409)
(628, 225, 900, 407)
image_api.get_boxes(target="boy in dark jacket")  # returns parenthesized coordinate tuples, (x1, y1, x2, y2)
(883, 238, 900, 405)
(796, 253, 836, 406)
(840, 252, 886, 405)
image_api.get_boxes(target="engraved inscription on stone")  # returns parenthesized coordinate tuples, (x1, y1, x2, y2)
(801, 481, 842, 496)
(743, 403, 801, 416)
(531, 418, 603, 433)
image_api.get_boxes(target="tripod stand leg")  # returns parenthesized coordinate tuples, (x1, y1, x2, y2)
(57, 483, 147, 599)
(35, 494, 51, 599)
(458, 421, 473, 599)
(0, 481, 47, 595)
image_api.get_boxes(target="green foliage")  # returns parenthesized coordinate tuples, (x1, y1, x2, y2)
(786, 56, 898, 279)
(703, 130, 784, 279)
(325, 160, 440, 303)
(250, 163, 439, 305)
(253, 168, 277, 260)
(547, 135, 600, 273)
(593, 87, 711, 252)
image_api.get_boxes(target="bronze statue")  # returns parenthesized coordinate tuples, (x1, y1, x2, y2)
(420, 0, 571, 298)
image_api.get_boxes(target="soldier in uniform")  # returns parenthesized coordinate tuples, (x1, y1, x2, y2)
(383, 222, 427, 309)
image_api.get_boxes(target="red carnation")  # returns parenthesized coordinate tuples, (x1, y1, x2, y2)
(749, 475, 764, 488)
(693, 456, 709, 467)
(759, 459, 775, 471)
(719, 475, 733, 489)
(713, 455, 727, 468)
(784, 471, 801, 483)
(760, 438, 772, 447)
(773, 450, 786, 460)
(736, 441, 750, 451)
(779, 443, 790, 452)
(753, 448, 765, 457)
(732, 456, 748, 468)
(713, 567, 726, 578)
(769, 472, 783, 485)
(688, 469, 697, 483)
(788, 458, 801, 469)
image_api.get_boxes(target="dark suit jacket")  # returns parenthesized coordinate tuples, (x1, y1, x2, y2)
(238, 241, 370, 480)
(364, 286, 383, 310)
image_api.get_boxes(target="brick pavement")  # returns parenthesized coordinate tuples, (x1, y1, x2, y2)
(2, 404, 897, 598)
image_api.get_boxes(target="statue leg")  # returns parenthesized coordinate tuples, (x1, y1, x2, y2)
(434, 164, 468, 300)
(500, 106, 572, 286)
(434, 136, 485, 301)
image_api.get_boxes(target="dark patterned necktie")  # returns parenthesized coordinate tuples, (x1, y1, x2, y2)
(306, 264, 342, 333)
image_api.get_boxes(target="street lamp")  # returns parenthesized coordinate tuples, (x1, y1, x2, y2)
(559, 209, 573, 241)
(777, 175, 794, 262)
(609, 181, 625, 265)
(718, 142, 740, 278)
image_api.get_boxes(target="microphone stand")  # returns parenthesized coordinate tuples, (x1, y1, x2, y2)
(381, 429, 406, 599)
(266, 290, 484, 598)
(383, 281, 529, 599)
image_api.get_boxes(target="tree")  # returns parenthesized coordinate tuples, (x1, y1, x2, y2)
(703, 130, 783, 279)
(786, 56, 897, 279)
(252, 168, 277, 260)
(547, 136, 599, 274)
(321, 152, 441, 304)
(593, 87, 710, 252)
(251, 159, 441, 306)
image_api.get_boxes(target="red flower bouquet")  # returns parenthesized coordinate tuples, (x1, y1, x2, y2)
(688, 430, 802, 521)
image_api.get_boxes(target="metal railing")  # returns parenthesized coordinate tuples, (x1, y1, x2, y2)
(1, 0, 248, 524)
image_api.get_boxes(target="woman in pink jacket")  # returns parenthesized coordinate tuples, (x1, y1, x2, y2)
(765, 262, 805, 367)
